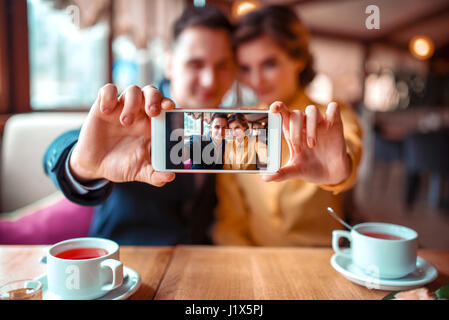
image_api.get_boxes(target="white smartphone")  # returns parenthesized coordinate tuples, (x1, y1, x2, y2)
(151, 109, 282, 173)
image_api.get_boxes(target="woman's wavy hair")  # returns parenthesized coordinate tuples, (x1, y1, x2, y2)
(233, 5, 316, 87)
(228, 113, 249, 131)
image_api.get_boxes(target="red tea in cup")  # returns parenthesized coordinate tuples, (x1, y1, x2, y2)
(55, 247, 108, 260)
(47, 237, 123, 299)
(361, 232, 405, 240)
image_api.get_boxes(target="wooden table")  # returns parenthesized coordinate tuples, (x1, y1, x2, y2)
(1, 245, 448, 300)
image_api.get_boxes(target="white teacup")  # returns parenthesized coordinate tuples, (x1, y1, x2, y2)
(332, 222, 418, 279)
(47, 237, 124, 300)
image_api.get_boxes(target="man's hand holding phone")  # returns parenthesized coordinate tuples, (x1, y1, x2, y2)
(69, 84, 176, 187)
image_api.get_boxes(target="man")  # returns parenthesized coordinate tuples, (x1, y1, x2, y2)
(184, 113, 228, 170)
(43, 6, 236, 245)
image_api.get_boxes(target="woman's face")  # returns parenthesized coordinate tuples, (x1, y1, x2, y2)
(229, 121, 246, 141)
(236, 35, 304, 105)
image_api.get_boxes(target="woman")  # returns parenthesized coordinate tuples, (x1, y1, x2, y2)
(213, 5, 362, 246)
(223, 113, 267, 170)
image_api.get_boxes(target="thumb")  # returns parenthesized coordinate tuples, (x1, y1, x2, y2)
(261, 164, 299, 183)
(270, 101, 290, 135)
(137, 167, 176, 187)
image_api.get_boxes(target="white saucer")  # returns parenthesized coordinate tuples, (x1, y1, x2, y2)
(330, 254, 438, 291)
(34, 266, 141, 300)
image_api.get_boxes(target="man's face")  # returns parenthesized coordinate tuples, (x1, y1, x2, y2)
(210, 117, 228, 143)
(167, 26, 236, 108)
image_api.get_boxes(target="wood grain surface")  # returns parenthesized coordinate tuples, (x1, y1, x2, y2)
(1, 245, 448, 300)
(119, 246, 173, 299)
(154, 246, 449, 300)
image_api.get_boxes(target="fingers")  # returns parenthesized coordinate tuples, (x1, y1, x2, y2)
(120, 85, 144, 126)
(98, 84, 172, 125)
(98, 84, 119, 114)
(142, 85, 163, 117)
(270, 101, 292, 143)
(270, 101, 306, 155)
(325, 102, 341, 128)
(305, 105, 323, 148)
(290, 110, 304, 154)
(272, 102, 331, 151)
(161, 97, 176, 111)
(270, 101, 290, 129)
(269, 101, 287, 114)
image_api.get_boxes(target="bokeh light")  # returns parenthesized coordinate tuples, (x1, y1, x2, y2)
(232, 0, 261, 18)
(409, 35, 435, 60)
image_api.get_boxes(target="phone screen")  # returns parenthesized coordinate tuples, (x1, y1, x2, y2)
(165, 111, 270, 171)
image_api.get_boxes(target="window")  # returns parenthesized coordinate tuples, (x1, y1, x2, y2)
(184, 113, 202, 136)
(27, 0, 110, 109)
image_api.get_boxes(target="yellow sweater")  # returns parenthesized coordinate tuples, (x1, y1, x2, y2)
(223, 136, 268, 170)
(213, 93, 363, 246)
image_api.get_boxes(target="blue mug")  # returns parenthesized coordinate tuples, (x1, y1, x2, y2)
(332, 222, 418, 279)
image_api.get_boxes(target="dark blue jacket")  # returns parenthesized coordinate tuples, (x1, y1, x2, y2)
(43, 129, 217, 245)
(186, 135, 225, 170)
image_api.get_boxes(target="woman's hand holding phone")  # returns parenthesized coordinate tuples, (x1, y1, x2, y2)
(69, 84, 176, 187)
(262, 101, 351, 185)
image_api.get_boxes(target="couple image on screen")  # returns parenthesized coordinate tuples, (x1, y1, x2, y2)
(184, 113, 268, 171)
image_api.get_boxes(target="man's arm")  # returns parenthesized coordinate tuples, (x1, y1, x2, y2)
(43, 129, 114, 206)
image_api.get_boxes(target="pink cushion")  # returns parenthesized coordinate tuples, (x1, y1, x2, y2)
(184, 159, 191, 169)
(0, 198, 94, 245)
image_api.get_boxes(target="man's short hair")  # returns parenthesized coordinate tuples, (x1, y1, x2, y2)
(173, 6, 234, 43)
(210, 113, 228, 125)
(228, 113, 249, 131)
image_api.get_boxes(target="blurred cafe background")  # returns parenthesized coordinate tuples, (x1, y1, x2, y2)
(0, 0, 448, 248)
